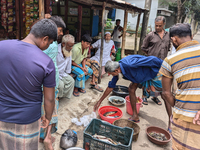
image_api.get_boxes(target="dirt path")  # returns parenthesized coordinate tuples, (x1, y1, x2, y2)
(39, 74, 171, 150)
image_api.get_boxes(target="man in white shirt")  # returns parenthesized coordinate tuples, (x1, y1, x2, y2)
(90, 32, 116, 75)
(111, 19, 123, 51)
(57, 34, 75, 99)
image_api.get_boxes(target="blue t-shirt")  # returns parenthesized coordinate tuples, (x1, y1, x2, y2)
(108, 55, 163, 88)
(0, 40, 56, 124)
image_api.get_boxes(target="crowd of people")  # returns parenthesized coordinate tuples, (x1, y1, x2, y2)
(0, 14, 200, 150)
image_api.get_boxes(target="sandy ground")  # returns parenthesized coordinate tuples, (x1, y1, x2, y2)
(38, 30, 200, 150)
(39, 74, 171, 150)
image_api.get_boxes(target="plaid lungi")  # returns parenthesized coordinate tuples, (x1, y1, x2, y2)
(139, 73, 162, 98)
(86, 59, 100, 83)
(71, 64, 93, 89)
(40, 90, 59, 139)
(172, 116, 200, 150)
(0, 119, 40, 150)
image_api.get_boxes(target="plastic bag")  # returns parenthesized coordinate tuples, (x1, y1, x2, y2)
(71, 112, 97, 127)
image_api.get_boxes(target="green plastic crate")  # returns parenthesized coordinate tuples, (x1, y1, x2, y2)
(83, 119, 133, 150)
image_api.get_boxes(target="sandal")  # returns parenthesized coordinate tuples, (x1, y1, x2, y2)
(90, 84, 103, 92)
(73, 91, 79, 97)
(167, 127, 172, 133)
(78, 89, 86, 93)
(128, 117, 140, 123)
(142, 98, 148, 105)
(151, 97, 162, 105)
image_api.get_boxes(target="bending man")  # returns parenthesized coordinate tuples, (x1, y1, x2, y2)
(94, 55, 172, 130)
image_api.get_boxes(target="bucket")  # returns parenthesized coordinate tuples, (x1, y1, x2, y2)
(98, 106, 123, 123)
(125, 96, 143, 115)
(115, 48, 121, 61)
(115, 52, 121, 61)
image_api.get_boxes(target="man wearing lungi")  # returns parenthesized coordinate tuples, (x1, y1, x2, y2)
(93, 55, 172, 130)
(40, 15, 66, 150)
(160, 23, 200, 149)
(0, 19, 57, 150)
(90, 32, 116, 76)
(71, 34, 94, 97)
(141, 16, 171, 106)
(57, 34, 75, 99)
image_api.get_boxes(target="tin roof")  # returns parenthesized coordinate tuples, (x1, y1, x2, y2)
(70, 0, 146, 13)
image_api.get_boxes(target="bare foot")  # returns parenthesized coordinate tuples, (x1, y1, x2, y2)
(39, 137, 55, 143)
(44, 137, 54, 150)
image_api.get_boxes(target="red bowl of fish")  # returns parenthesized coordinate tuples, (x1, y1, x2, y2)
(98, 106, 123, 124)
(146, 126, 172, 145)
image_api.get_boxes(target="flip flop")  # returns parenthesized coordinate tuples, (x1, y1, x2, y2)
(142, 98, 148, 105)
(73, 91, 79, 97)
(128, 117, 140, 123)
(90, 84, 103, 92)
(78, 89, 86, 93)
(151, 97, 162, 105)
(167, 127, 172, 133)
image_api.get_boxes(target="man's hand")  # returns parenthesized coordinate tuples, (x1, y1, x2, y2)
(45, 14, 51, 19)
(111, 49, 115, 54)
(82, 67, 88, 75)
(193, 111, 200, 125)
(41, 116, 50, 128)
(94, 101, 102, 112)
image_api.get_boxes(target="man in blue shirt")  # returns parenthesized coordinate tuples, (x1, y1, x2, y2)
(0, 19, 57, 150)
(94, 55, 172, 127)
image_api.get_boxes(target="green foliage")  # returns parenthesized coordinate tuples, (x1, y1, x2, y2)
(106, 18, 113, 29)
(161, 0, 200, 22)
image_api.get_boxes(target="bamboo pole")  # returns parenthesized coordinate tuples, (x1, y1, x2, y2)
(134, 13, 141, 54)
(39, 0, 45, 19)
(138, 0, 152, 54)
(98, 1, 106, 84)
(121, 10, 128, 58)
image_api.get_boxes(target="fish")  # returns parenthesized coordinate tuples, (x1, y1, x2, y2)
(106, 116, 119, 118)
(60, 129, 78, 149)
(103, 111, 118, 116)
(112, 99, 124, 104)
(149, 132, 167, 141)
(92, 134, 119, 145)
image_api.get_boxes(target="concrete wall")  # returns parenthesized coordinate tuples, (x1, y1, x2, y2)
(115, 0, 159, 31)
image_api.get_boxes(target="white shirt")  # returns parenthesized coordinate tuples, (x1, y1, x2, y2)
(113, 26, 122, 42)
(91, 39, 115, 66)
(56, 44, 72, 79)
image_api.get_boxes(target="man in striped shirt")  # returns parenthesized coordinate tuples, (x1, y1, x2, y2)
(160, 23, 200, 149)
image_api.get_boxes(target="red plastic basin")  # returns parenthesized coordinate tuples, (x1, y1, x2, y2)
(98, 106, 123, 123)
(125, 96, 143, 115)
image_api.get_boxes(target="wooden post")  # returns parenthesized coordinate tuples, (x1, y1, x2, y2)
(98, 1, 106, 84)
(138, 0, 152, 54)
(15, 0, 20, 39)
(134, 13, 141, 54)
(39, 0, 45, 19)
(45, 0, 50, 14)
(20, 0, 24, 39)
(77, 5, 82, 42)
(121, 10, 128, 58)
(65, 0, 69, 24)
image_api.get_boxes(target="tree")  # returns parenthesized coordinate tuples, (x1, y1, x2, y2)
(160, 0, 200, 23)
